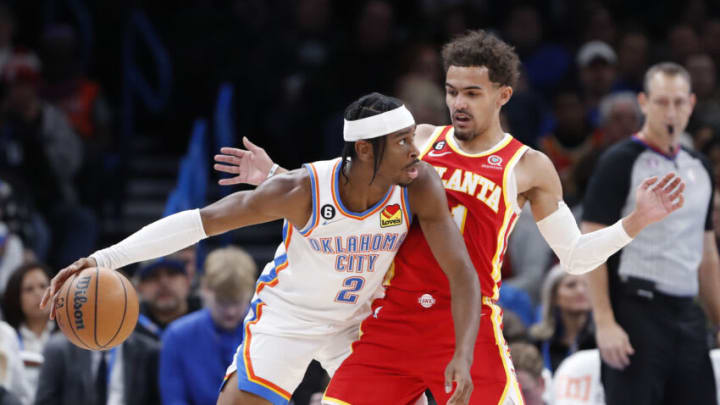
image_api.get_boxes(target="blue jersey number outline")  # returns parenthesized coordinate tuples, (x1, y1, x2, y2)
(335, 276, 365, 304)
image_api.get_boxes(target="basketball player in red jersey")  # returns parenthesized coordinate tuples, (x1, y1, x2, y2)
(215, 31, 684, 405)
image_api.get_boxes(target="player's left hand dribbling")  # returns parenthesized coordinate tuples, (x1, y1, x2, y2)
(444, 355, 473, 405)
(40, 257, 98, 319)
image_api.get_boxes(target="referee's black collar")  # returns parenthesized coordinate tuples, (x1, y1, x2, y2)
(630, 134, 679, 161)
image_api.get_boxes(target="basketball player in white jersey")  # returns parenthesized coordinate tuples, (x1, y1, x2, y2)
(41, 93, 482, 405)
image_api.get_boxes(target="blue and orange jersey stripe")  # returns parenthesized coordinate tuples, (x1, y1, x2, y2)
(331, 160, 394, 220)
(401, 186, 412, 226)
(241, 299, 292, 400)
(299, 163, 321, 237)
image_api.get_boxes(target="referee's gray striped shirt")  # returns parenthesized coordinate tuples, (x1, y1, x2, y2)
(583, 137, 713, 297)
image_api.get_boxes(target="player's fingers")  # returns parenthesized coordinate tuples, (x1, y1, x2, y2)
(663, 176, 682, 192)
(218, 178, 244, 186)
(214, 163, 240, 175)
(243, 136, 264, 153)
(652, 172, 674, 190)
(601, 347, 622, 369)
(48, 293, 56, 320)
(444, 368, 454, 394)
(447, 376, 472, 405)
(671, 194, 685, 211)
(626, 340, 635, 355)
(214, 154, 246, 165)
(40, 286, 52, 309)
(219, 147, 248, 157)
(640, 176, 658, 190)
(667, 181, 685, 201)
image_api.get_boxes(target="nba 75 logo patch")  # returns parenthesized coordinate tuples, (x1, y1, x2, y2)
(380, 204, 402, 228)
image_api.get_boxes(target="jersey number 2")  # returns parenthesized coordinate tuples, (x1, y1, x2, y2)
(335, 276, 365, 304)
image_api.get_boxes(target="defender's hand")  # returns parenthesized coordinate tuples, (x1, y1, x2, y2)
(214, 137, 274, 186)
(41, 257, 98, 319)
(444, 354, 473, 405)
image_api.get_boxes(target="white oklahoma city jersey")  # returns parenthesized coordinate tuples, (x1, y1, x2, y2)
(253, 157, 411, 331)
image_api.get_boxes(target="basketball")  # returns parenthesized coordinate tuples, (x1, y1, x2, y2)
(54, 267, 139, 351)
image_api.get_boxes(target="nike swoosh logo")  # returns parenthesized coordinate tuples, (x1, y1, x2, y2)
(427, 150, 453, 157)
(322, 218, 347, 225)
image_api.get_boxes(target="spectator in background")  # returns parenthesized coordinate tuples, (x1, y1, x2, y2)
(577, 41, 617, 128)
(0, 4, 38, 78)
(503, 4, 571, 96)
(509, 342, 547, 405)
(0, 178, 47, 262)
(595, 91, 643, 148)
(397, 43, 443, 85)
(581, 4, 617, 45)
(667, 25, 701, 65)
(35, 331, 160, 405)
(394, 75, 446, 125)
(613, 30, 649, 93)
(0, 54, 96, 269)
(539, 87, 598, 203)
(702, 19, 720, 70)
(160, 246, 256, 405)
(501, 310, 530, 343)
(0, 222, 24, 296)
(39, 24, 113, 216)
(135, 257, 201, 340)
(0, 320, 31, 405)
(0, 262, 53, 403)
(686, 53, 720, 132)
(530, 266, 596, 373)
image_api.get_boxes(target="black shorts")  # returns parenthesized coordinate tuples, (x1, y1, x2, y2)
(602, 290, 716, 405)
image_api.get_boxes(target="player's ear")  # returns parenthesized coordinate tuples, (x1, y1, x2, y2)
(355, 140, 373, 162)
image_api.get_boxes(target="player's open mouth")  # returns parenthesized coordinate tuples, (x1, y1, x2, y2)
(453, 112, 471, 122)
(406, 162, 419, 179)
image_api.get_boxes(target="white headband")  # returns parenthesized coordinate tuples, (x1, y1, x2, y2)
(343, 105, 415, 142)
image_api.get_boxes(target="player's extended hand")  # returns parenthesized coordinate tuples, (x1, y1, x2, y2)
(40, 257, 98, 319)
(596, 319, 634, 370)
(444, 355, 473, 405)
(634, 172, 685, 224)
(214, 137, 274, 186)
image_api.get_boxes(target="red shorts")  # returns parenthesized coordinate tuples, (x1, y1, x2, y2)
(323, 288, 524, 405)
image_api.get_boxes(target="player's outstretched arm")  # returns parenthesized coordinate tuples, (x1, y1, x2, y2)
(41, 169, 311, 314)
(407, 162, 481, 405)
(520, 150, 685, 275)
(214, 137, 288, 186)
(214, 126, 437, 188)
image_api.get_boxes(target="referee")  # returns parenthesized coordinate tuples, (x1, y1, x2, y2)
(582, 62, 720, 404)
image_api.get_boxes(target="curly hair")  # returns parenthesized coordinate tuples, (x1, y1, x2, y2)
(441, 29, 521, 88)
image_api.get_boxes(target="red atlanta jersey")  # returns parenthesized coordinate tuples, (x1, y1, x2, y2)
(386, 125, 529, 300)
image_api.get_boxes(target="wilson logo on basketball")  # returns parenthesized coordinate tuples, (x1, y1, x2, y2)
(380, 204, 402, 228)
(73, 275, 91, 330)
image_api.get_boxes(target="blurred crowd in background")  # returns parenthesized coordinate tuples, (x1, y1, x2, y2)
(1, 0, 720, 404)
